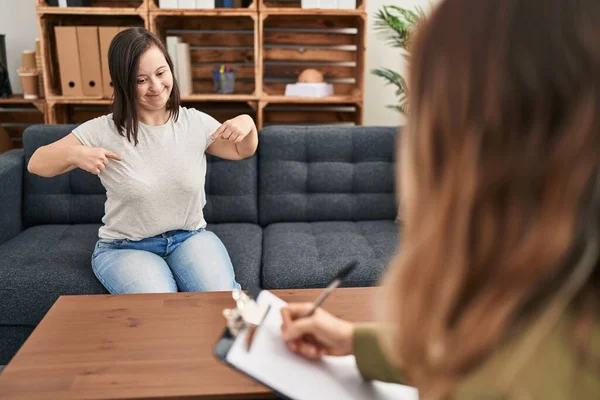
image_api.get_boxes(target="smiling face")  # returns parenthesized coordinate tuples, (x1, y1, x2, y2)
(135, 45, 173, 113)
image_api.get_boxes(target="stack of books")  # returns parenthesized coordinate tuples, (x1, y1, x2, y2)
(166, 36, 193, 96)
(301, 0, 356, 9)
(159, 0, 248, 8)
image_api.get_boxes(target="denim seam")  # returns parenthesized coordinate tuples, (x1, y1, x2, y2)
(91, 256, 120, 294)
(167, 259, 195, 292)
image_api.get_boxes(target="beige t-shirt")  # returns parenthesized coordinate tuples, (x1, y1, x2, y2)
(72, 106, 220, 240)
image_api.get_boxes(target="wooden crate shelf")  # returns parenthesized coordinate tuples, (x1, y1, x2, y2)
(260, 101, 361, 126)
(33, 0, 366, 129)
(183, 100, 258, 125)
(38, 13, 148, 99)
(47, 102, 112, 124)
(0, 96, 46, 151)
(150, 13, 259, 96)
(37, 0, 146, 15)
(263, 95, 361, 104)
(261, 13, 366, 99)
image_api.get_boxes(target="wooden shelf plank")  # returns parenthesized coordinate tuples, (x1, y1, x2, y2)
(262, 95, 361, 104)
(182, 94, 257, 101)
(47, 95, 257, 104)
(261, 8, 366, 16)
(37, 6, 144, 16)
(47, 97, 111, 105)
(0, 95, 41, 105)
(150, 9, 256, 17)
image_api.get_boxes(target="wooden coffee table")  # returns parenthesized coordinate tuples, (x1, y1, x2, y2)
(0, 287, 377, 399)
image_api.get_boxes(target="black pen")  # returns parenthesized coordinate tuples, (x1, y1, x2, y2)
(301, 260, 359, 318)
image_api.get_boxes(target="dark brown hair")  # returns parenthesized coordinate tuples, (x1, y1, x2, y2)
(108, 27, 180, 145)
(379, 0, 600, 397)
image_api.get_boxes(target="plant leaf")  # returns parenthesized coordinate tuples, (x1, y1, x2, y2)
(372, 3, 427, 115)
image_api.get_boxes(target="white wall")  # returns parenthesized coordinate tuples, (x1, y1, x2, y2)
(1, 0, 437, 125)
(364, 0, 438, 126)
(0, 0, 38, 94)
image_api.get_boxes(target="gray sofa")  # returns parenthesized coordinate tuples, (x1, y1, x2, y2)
(0, 124, 400, 364)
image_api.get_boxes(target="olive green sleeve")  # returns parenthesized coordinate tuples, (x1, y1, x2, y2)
(353, 324, 406, 385)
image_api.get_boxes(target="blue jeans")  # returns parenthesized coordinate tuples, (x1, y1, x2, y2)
(91, 228, 241, 294)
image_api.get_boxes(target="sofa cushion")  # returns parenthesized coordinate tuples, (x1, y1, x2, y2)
(205, 154, 258, 224)
(0, 224, 106, 326)
(261, 221, 399, 289)
(23, 124, 105, 227)
(22, 124, 258, 227)
(0, 223, 262, 326)
(259, 125, 399, 226)
(206, 223, 262, 290)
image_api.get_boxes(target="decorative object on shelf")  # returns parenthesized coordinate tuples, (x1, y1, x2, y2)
(17, 69, 40, 100)
(48, 0, 92, 6)
(22, 51, 36, 70)
(159, 0, 217, 8)
(301, 0, 319, 8)
(285, 68, 333, 98)
(338, 0, 356, 9)
(54, 26, 84, 96)
(18, 48, 40, 100)
(179, 0, 195, 8)
(0, 34, 13, 98)
(196, 0, 216, 9)
(301, 0, 356, 9)
(319, 0, 338, 9)
(372, 4, 425, 114)
(166, 36, 182, 83)
(177, 42, 193, 96)
(158, 0, 178, 7)
(212, 64, 236, 94)
(298, 68, 324, 83)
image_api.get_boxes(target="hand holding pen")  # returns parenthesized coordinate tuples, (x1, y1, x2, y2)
(280, 260, 359, 361)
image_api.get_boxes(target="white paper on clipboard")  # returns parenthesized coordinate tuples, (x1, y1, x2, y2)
(225, 290, 419, 400)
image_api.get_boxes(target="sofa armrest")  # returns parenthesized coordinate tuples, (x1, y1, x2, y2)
(0, 149, 24, 245)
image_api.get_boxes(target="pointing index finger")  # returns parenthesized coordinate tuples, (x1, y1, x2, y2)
(210, 123, 227, 141)
(105, 150, 123, 161)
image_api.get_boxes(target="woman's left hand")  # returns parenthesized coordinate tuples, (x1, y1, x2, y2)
(210, 114, 255, 144)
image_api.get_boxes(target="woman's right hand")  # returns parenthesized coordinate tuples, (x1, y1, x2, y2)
(281, 303, 355, 361)
(68, 146, 122, 175)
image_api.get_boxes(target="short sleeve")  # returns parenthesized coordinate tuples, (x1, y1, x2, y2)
(197, 110, 222, 150)
(72, 115, 112, 148)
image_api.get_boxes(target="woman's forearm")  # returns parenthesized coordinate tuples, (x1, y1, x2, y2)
(234, 118, 258, 158)
(28, 145, 78, 178)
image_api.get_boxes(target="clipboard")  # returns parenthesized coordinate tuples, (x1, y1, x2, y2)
(214, 286, 291, 399)
(214, 327, 292, 400)
(213, 289, 419, 400)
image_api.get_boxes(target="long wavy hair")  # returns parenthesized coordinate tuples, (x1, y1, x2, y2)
(108, 27, 180, 145)
(379, 0, 600, 397)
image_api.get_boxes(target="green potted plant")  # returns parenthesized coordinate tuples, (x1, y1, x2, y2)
(372, 5, 426, 114)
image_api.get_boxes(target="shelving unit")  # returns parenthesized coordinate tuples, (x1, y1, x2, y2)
(33, 0, 366, 128)
(0, 95, 46, 151)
